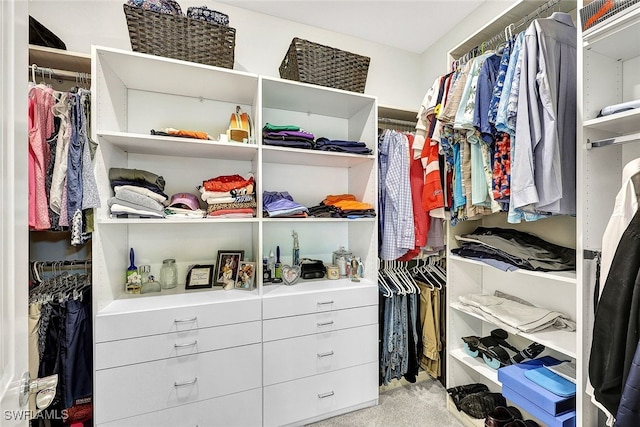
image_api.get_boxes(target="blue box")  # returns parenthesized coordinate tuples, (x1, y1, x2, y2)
(502, 385, 576, 427)
(498, 357, 575, 416)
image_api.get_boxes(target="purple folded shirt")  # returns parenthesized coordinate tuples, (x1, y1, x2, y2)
(264, 130, 315, 140)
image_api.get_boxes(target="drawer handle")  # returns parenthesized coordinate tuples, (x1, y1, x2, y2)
(317, 351, 334, 358)
(317, 391, 334, 399)
(174, 317, 198, 324)
(317, 301, 334, 306)
(174, 340, 198, 349)
(317, 321, 334, 326)
(174, 377, 198, 387)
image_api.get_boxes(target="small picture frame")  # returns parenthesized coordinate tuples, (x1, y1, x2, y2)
(185, 264, 214, 290)
(235, 261, 256, 290)
(214, 250, 244, 289)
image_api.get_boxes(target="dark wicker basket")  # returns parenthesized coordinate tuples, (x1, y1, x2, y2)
(279, 37, 370, 93)
(123, 4, 235, 68)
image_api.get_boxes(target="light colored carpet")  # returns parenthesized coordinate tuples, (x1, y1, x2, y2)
(307, 378, 466, 427)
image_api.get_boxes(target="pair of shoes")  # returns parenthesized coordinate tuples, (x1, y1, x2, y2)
(504, 420, 539, 427)
(458, 391, 507, 419)
(462, 329, 545, 369)
(446, 383, 489, 410)
(485, 406, 522, 427)
(227, 105, 253, 143)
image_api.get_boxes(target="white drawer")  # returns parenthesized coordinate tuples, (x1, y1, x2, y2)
(98, 387, 262, 427)
(95, 343, 261, 425)
(96, 320, 261, 369)
(95, 297, 261, 342)
(263, 324, 378, 386)
(263, 362, 378, 427)
(263, 305, 377, 342)
(262, 285, 378, 319)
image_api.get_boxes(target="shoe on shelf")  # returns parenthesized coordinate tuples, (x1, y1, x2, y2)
(446, 383, 489, 410)
(484, 405, 522, 427)
(462, 329, 546, 369)
(504, 420, 540, 427)
(458, 391, 507, 419)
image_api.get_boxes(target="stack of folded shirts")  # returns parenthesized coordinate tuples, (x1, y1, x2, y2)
(263, 191, 308, 218)
(201, 174, 256, 218)
(108, 168, 168, 218)
(262, 123, 315, 149)
(315, 137, 372, 155)
(312, 194, 376, 218)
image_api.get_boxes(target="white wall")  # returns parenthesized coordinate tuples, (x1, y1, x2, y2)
(27, 0, 419, 110)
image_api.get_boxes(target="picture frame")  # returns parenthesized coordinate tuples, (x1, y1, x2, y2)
(185, 264, 214, 290)
(235, 261, 256, 291)
(214, 250, 244, 289)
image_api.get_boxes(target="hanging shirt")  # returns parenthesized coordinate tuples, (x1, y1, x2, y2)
(511, 12, 577, 215)
(600, 158, 640, 296)
(379, 130, 415, 260)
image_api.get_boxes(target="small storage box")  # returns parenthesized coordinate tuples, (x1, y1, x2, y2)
(502, 385, 576, 427)
(123, 4, 236, 69)
(498, 357, 575, 416)
(279, 37, 370, 93)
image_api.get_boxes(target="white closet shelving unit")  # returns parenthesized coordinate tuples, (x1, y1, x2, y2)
(578, 2, 640, 426)
(442, 1, 600, 426)
(91, 46, 379, 426)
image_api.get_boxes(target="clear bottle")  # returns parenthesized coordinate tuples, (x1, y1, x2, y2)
(159, 259, 178, 289)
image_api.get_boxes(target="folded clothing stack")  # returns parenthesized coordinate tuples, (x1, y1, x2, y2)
(108, 168, 167, 218)
(307, 194, 375, 218)
(263, 191, 308, 218)
(315, 137, 372, 154)
(262, 123, 315, 149)
(452, 227, 576, 272)
(201, 174, 256, 218)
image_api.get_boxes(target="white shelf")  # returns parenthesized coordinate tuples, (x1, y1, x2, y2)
(262, 217, 376, 223)
(449, 348, 501, 386)
(98, 217, 258, 224)
(583, 108, 640, 135)
(98, 131, 259, 161)
(94, 46, 258, 103)
(261, 76, 375, 119)
(448, 254, 577, 284)
(450, 302, 577, 358)
(262, 278, 376, 298)
(262, 145, 375, 167)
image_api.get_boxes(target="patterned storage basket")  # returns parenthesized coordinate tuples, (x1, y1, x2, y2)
(279, 37, 370, 93)
(123, 4, 235, 68)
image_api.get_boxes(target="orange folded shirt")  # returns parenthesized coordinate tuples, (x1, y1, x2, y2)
(332, 200, 373, 211)
(323, 194, 357, 206)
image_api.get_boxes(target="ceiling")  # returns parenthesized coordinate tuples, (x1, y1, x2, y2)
(216, 0, 487, 54)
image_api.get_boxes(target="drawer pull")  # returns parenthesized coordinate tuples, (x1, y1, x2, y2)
(174, 317, 198, 324)
(317, 391, 334, 399)
(317, 321, 334, 326)
(317, 301, 334, 306)
(174, 377, 198, 387)
(317, 351, 334, 358)
(174, 340, 198, 349)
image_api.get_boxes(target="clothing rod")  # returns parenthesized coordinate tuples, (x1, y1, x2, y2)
(459, 0, 563, 62)
(28, 64, 91, 83)
(378, 117, 417, 127)
(586, 132, 640, 149)
(31, 259, 92, 269)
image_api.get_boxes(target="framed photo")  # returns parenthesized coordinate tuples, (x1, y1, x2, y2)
(214, 250, 244, 289)
(235, 261, 256, 290)
(185, 264, 214, 290)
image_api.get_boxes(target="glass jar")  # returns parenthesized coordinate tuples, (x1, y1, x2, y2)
(332, 246, 353, 277)
(159, 259, 178, 289)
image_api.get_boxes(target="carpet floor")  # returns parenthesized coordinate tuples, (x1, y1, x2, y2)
(306, 377, 466, 427)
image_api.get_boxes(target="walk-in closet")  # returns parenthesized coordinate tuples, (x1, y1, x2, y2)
(4, 0, 640, 426)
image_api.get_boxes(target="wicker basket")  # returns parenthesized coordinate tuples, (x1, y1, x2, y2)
(123, 4, 235, 68)
(279, 37, 370, 93)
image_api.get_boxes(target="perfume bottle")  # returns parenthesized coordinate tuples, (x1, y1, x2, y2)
(292, 230, 300, 266)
